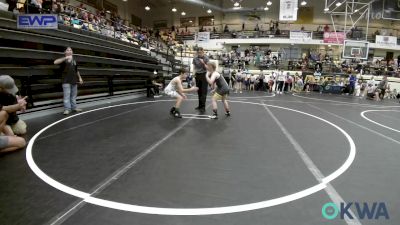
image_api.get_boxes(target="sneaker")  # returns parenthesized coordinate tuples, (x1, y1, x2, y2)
(170, 107, 176, 115)
(173, 111, 182, 118)
(209, 114, 218, 119)
(199, 108, 206, 114)
(63, 110, 70, 115)
(225, 111, 231, 117)
(72, 108, 82, 112)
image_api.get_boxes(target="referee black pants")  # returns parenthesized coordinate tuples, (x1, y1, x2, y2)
(195, 72, 208, 109)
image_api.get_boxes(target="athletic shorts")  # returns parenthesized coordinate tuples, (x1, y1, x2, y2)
(213, 92, 228, 100)
(0, 136, 9, 149)
(165, 89, 179, 98)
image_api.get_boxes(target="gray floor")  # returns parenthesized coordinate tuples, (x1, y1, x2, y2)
(1, 92, 399, 225)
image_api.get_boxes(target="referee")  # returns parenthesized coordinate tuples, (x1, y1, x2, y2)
(192, 47, 209, 113)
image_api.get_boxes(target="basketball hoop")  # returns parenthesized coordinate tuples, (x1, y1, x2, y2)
(343, 40, 369, 60)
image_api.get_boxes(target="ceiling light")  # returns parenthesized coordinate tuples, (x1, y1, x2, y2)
(234, 2, 239, 7)
(145, 6, 150, 11)
(267, 1, 272, 6)
(354, 9, 359, 12)
(122, 0, 127, 2)
(324, 7, 329, 12)
(301, 1, 307, 6)
(211, 18, 214, 21)
(181, 11, 186, 16)
(336, 2, 342, 7)
(264, 7, 269, 11)
(189, 20, 192, 23)
(207, 9, 212, 13)
(172, 8, 177, 12)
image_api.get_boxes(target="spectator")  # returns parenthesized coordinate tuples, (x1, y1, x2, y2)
(377, 76, 388, 100)
(276, 70, 286, 94)
(0, 75, 28, 136)
(397, 55, 400, 68)
(0, 103, 26, 154)
(224, 24, 229, 33)
(235, 70, 244, 93)
(316, 25, 322, 33)
(323, 24, 330, 32)
(295, 73, 304, 92)
(286, 72, 293, 92)
(268, 72, 275, 93)
(349, 73, 357, 94)
(28, 0, 42, 13)
(258, 70, 265, 91)
(270, 20, 275, 31)
(6, 0, 17, 12)
(54, 47, 84, 115)
(249, 74, 256, 91)
(230, 69, 237, 91)
(366, 83, 376, 100)
(148, 75, 163, 98)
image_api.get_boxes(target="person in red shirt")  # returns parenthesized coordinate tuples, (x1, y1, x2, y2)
(323, 24, 330, 32)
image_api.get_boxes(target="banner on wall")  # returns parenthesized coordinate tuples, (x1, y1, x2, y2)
(323, 32, 345, 44)
(17, 14, 58, 29)
(279, 0, 298, 21)
(290, 31, 312, 41)
(196, 32, 210, 43)
(296, 7, 314, 24)
(375, 35, 398, 47)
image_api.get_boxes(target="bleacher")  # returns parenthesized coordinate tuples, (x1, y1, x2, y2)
(0, 11, 162, 109)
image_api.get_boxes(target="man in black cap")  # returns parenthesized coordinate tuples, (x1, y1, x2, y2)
(192, 47, 209, 113)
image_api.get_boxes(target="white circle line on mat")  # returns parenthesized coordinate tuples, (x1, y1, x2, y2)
(361, 110, 400, 133)
(26, 99, 356, 215)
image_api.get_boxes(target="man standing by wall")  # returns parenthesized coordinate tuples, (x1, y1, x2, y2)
(54, 47, 84, 115)
(192, 47, 209, 114)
